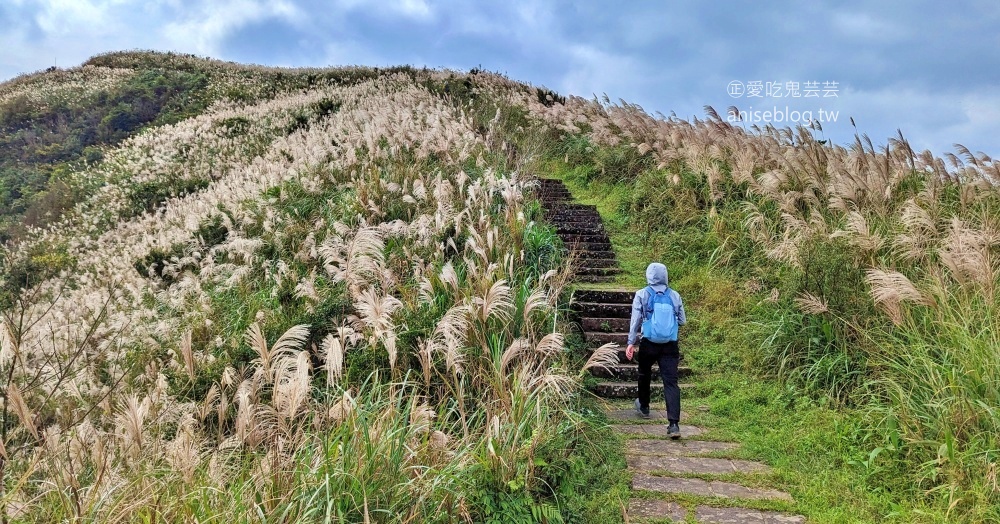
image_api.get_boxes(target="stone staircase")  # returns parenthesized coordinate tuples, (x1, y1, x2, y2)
(536, 178, 689, 399)
(537, 178, 621, 284)
(536, 177, 807, 523)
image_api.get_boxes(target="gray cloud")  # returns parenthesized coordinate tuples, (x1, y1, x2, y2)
(1, 0, 996, 155)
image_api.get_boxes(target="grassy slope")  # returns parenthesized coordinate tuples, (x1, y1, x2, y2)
(0, 59, 634, 523)
(546, 161, 953, 523)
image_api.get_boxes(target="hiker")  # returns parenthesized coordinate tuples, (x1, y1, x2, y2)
(625, 262, 686, 438)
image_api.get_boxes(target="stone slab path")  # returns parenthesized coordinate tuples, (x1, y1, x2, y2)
(536, 178, 808, 522)
(620, 418, 806, 522)
(627, 455, 772, 475)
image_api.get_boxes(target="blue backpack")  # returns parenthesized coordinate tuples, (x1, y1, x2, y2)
(642, 286, 678, 343)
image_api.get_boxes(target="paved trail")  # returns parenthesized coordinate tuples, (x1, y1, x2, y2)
(539, 178, 807, 523)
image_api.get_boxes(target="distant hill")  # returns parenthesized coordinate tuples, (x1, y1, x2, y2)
(0, 52, 416, 241)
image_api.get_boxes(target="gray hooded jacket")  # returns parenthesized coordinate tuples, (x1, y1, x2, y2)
(627, 263, 686, 345)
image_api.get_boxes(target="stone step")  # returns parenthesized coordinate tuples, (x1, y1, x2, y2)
(557, 224, 606, 235)
(554, 225, 606, 234)
(557, 228, 611, 238)
(627, 455, 771, 475)
(626, 438, 740, 456)
(575, 302, 630, 318)
(545, 209, 603, 220)
(544, 210, 601, 220)
(542, 202, 596, 211)
(592, 381, 694, 398)
(574, 258, 619, 269)
(578, 275, 618, 283)
(567, 239, 613, 248)
(627, 501, 806, 523)
(564, 241, 615, 252)
(696, 506, 806, 523)
(627, 500, 687, 522)
(574, 290, 634, 303)
(545, 208, 601, 223)
(559, 234, 611, 244)
(581, 317, 630, 331)
(590, 364, 693, 381)
(573, 250, 619, 260)
(578, 267, 622, 277)
(584, 331, 629, 345)
(607, 409, 691, 421)
(632, 474, 793, 502)
(564, 242, 615, 253)
(615, 424, 705, 438)
(539, 195, 572, 202)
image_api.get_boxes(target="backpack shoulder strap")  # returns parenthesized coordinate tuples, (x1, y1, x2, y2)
(641, 287, 655, 318)
(665, 287, 677, 308)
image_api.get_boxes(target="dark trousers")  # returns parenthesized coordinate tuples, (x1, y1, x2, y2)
(636, 339, 680, 424)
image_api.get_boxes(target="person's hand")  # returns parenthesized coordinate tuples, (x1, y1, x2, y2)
(625, 344, 636, 361)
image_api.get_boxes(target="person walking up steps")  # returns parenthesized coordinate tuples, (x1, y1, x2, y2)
(625, 262, 687, 438)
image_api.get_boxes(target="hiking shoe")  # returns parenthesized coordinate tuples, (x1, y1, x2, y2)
(634, 398, 650, 419)
(667, 423, 681, 440)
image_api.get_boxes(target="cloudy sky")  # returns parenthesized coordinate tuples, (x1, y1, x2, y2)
(2, 0, 998, 156)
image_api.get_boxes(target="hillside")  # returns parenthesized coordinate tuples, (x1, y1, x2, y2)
(1, 51, 998, 522)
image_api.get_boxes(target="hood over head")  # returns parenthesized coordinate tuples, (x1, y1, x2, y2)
(646, 262, 668, 292)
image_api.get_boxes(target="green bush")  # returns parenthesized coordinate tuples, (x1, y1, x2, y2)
(0, 244, 75, 309)
(521, 222, 562, 282)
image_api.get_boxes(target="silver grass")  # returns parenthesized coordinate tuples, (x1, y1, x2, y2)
(245, 322, 311, 383)
(116, 394, 149, 459)
(434, 304, 471, 376)
(354, 287, 403, 370)
(582, 343, 621, 375)
(534, 332, 564, 360)
(273, 350, 311, 420)
(793, 292, 829, 314)
(831, 211, 884, 252)
(6, 382, 37, 440)
(198, 383, 220, 422)
(320, 333, 345, 387)
(319, 225, 386, 295)
(416, 338, 435, 386)
(501, 338, 532, 372)
(328, 390, 355, 423)
(179, 330, 196, 381)
(0, 319, 15, 368)
(865, 269, 933, 325)
(473, 279, 513, 324)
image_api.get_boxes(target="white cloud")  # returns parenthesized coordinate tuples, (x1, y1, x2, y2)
(396, 0, 432, 20)
(33, 0, 132, 35)
(559, 44, 645, 101)
(328, 0, 434, 21)
(830, 11, 903, 41)
(160, 0, 305, 56)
